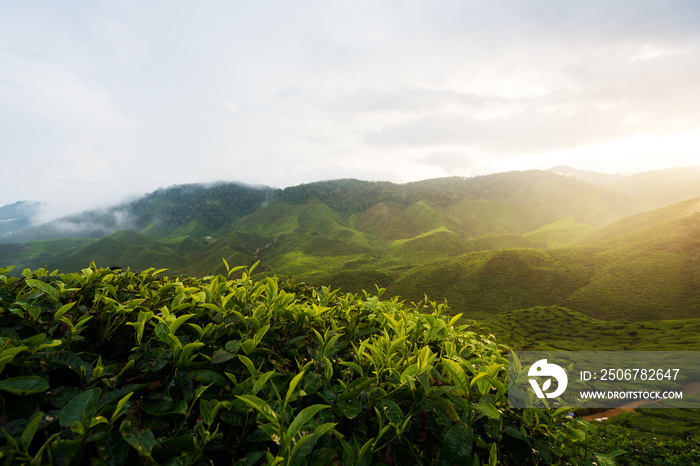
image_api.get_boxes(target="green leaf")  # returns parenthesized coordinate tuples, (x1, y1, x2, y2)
(1, 426, 19, 449)
(240, 339, 256, 355)
(470, 371, 489, 388)
(111, 392, 134, 424)
(475, 404, 500, 419)
(0, 376, 49, 395)
(70, 421, 86, 436)
(339, 361, 363, 377)
(254, 324, 270, 344)
(51, 438, 84, 463)
(379, 399, 403, 425)
(21, 411, 43, 450)
(442, 422, 473, 465)
(489, 442, 498, 466)
(593, 453, 617, 466)
(142, 393, 175, 415)
(238, 354, 257, 376)
(89, 416, 109, 428)
(337, 399, 363, 419)
(236, 394, 280, 425)
(339, 377, 373, 400)
(60, 388, 101, 427)
(285, 368, 309, 407)
(400, 363, 419, 387)
(200, 399, 214, 426)
(190, 369, 228, 386)
(504, 426, 527, 442)
(25, 278, 59, 300)
(252, 370, 276, 396)
(170, 313, 195, 335)
(54, 302, 76, 320)
(225, 340, 241, 354)
(211, 349, 235, 364)
(155, 322, 170, 343)
(286, 404, 330, 440)
(313, 422, 336, 439)
(180, 341, 205, 362)
(120, 419, 155, 458)
(0, 345, 28, 374)
(442, 359, 470, 393)
(448, 313, 463, 327)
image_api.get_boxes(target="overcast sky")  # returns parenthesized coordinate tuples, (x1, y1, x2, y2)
(2, 1, 700, 219)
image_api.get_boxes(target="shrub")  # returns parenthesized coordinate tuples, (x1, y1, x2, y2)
(0, 263, 611, 465)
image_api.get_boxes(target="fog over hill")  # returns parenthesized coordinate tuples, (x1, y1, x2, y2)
(550, 165, 700, 210)
(0, 201, 44, 236)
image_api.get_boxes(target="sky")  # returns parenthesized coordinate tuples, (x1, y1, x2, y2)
(2, 0, 700, 220)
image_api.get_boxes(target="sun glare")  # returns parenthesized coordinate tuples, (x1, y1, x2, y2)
(545, 131, 700, 174)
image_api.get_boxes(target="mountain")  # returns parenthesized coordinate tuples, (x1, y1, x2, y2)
(0, 201, 42, 236)
(0, 182, 272, 244)
(2, 168, 700, 331)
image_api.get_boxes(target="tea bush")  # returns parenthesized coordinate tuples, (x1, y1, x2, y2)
(0, 263, 613, 465)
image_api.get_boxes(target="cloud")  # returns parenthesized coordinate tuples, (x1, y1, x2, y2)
(3, 0, 700, 215)
(331, 86, 510, 116)
(415, 152, 478, 174)
(90, 17, 148, 76)
(362, 104, 636, 154)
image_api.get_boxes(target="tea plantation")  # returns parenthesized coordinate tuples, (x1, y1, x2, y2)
(0, 263, 625, 465)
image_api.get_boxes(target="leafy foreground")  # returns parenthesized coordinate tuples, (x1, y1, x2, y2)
(0, 264, 625, 465)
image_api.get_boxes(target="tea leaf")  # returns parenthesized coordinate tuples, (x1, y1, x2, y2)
(0, 376, 49, 395)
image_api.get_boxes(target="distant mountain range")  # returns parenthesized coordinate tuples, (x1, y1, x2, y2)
(2, 166, 700, 329)
(0, 201, 43, 236)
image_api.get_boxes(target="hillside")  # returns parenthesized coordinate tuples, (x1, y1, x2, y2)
(389, 197, 700, 322)
(0, 182, 272, 243)
(484, 305, 700, 351)
(2, 169, 700, 333)
(0, 170, 627, 276)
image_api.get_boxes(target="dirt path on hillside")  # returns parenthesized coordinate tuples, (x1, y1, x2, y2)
(582, 381, 700, 422)
(254, 237, 277, 258)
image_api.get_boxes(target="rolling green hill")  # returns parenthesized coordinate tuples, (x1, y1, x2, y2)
(3, 169, 700, 334)
(386, 248, 595, 320)
(387, 197, 700, 322)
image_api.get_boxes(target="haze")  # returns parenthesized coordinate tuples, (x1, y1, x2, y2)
(2, 0, 700, 220)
